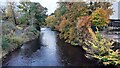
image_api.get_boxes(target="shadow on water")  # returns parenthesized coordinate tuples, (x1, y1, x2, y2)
(57, 39, 95, 66)
(2, 28, 102, 67)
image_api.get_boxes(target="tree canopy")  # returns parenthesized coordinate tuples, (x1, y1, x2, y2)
(44, 2, 120, 65)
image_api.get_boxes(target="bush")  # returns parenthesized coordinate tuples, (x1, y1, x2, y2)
(10, 36, 24, 45)
(24, 26, 39, 35)
(20, 26, 39, 41)
(16, 16, 27, 25)
(83, 30, 120, 65)
(1, 36, 10, 50)
(2, 22, 16, 35)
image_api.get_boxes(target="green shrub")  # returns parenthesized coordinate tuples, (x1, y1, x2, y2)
(2, 23, 16, 35)
(29, 26, 38, 34)
(21, 26, 39, 40)
(2, 36, 10, 50)
(17, 16, 27, 25)
(10, 36, 24, 45)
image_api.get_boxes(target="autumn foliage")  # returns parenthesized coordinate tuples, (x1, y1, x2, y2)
(91, 8, 111, 27)
(44, 2, 120, 65)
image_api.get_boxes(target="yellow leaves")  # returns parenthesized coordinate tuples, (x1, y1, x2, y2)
(88, 27, 97, 40)
(101, 52, 120, 65)
(115, 49, 120, 54)
(45, 15, 56, 23)
(48, 2, 118, 65)
(110, 50, 119, 57)
(45, 15, 57, 28)
(91, 44, 98, 49)
(115, 60, 120, 65)
(82, 46, 88, 51)
(91, 8, 110, 26)
(93, 8, 108, 17)
(55, 3, 93, 46)
(103, 62, 110, 65)
(84, 30, 120, 65)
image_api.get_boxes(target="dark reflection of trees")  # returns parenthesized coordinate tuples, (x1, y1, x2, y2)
(20, 38, 41, 57)
(56, 36, 99, 66)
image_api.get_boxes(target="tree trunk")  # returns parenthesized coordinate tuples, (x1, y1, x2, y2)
(10, 2, 17, 25)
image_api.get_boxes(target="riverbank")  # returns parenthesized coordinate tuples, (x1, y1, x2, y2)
(1, 22, 40, 64)
(1, 37, 39, 60)
(2, 28, 120, 67)
(2, 29, 100, 66)
(1, 28, 120, 67)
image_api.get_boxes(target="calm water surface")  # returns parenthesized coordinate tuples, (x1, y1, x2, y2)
(2, 28, 98, 66)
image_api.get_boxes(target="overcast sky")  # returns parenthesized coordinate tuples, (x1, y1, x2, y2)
(32, 0, 120, 19)
(110, 1, 119, 19)
(30, 0, 58, 15)
(0, 0, 119, 19)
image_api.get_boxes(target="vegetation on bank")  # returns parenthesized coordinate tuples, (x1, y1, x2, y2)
(1, 1, 47, 57)
(2, 22, 39, 51)
(44, 2, 120, 65)
(1, 1, 120, 65)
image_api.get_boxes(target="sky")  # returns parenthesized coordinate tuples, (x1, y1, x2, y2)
(39, 0, 58, 15)
(30, 0, 58, 15)
(31, 0, 120, 18)
(0, 0, 58, 15)
(0, 0, 119, 18)
(110, 1, 119, 19)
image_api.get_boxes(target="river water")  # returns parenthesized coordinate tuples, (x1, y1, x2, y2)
(2, 28, 99, 67)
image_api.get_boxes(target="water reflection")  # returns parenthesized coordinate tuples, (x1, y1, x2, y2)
(2, 28, 98, 66)
(31, 28, 61, 66)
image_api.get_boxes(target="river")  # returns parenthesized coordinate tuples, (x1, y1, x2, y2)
(2, 28, 99, 67)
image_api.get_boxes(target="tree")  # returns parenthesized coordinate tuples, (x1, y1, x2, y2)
(0, 5, 6, 20)
(91, 8, 110, 27)
(6, 1, 17, 25)
(48, 2, 113, 45)
(53, 2, 92, 45)
(44, 15, 57, 29)
(17, 2, 47, 30)
(44, 1, 120, 65)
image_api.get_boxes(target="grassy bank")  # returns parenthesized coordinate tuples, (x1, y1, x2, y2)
(0, 22, 39, 59)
